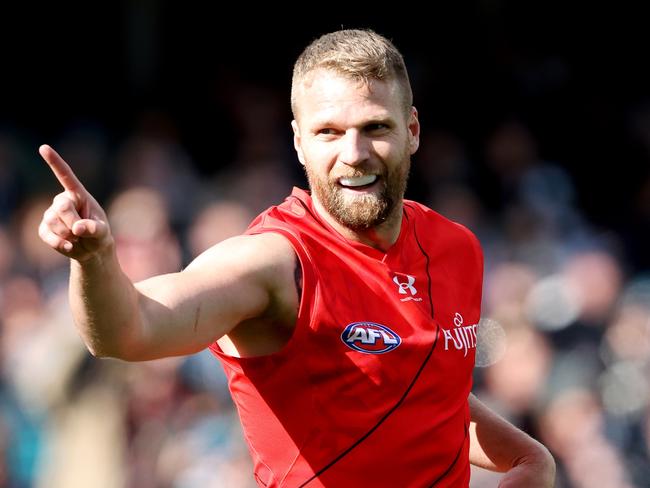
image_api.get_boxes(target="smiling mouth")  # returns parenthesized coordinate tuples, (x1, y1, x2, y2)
(338, 174, 379, 189)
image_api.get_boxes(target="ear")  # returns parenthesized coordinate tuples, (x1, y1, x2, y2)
(407, 107, 420, 155)
(291, 120, 306, 166)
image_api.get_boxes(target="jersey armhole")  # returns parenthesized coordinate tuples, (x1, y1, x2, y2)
(208, 225, 318, 364)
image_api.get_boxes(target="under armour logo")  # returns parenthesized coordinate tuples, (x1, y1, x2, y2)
(393, 275, 417, 295)
(393, 275, 422, 302)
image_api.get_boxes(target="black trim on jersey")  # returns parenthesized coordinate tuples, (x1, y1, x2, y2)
(255, 473, 268, 486)
(406, 202, 469, 486)
(404, 204, 435, 318)
(428, 422, 469, 487)
(294, 255, 303, 303)
(293, 198, 442, 487)
(298, 325, 441, 487)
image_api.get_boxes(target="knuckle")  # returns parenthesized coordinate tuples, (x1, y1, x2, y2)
(54, 197, 73, 213)
(55, 226, 73, 239)
(43, 210, 59, 226)
(45, 233, 59, 248)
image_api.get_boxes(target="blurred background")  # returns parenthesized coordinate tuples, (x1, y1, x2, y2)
(1, 3, 649, 487)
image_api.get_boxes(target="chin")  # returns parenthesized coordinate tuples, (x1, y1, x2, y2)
(335, 196, 392, 229)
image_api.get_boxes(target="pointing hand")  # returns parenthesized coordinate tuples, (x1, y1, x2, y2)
(38, 145, 113, 261)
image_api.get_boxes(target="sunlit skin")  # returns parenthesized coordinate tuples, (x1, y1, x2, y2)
(37, 56, 555, 487)
(291, 69, 420, 251)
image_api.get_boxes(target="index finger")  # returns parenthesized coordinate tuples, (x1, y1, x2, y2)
(39, 144, 86, 193)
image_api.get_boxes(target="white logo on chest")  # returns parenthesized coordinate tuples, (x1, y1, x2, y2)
(443, 312, 478, 357)
(393, 274, 423, 302)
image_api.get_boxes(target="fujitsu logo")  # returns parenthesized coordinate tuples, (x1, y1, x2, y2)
(393, 274, 423, 302)
(443, 313, 478, 357)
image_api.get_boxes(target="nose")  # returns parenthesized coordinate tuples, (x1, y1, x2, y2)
(338, 130, 370, 166)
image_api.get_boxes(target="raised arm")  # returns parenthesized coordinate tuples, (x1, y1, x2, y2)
(38, 145, 295, 361)
(469, 393, 556, 487)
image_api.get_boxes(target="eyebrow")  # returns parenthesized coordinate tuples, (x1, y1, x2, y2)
(311, 116, 394, 129)
(362, 117, 394, 126)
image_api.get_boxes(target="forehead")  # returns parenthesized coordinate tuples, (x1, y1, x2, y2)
(294, 69, 403, 124)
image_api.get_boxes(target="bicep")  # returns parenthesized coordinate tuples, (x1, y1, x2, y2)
(129, 235, 282, 360)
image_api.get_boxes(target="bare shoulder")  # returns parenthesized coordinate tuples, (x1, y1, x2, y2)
(128, 232, 299, 359)
(184, 232, 297, 291)
(182, 232, 300, 356)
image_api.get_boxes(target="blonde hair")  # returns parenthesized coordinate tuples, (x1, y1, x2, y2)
(291, 29, 413, 117)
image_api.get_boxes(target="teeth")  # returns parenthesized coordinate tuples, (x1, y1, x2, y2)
(339, 175, 378, 187)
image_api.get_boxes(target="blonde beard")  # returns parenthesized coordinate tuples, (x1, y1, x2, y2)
(325, 187, 390, 229)
(305, 156, 410, 230)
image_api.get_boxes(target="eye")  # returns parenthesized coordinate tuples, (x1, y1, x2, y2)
(314, 127, 341, 139)
(364, 123, 389, 133)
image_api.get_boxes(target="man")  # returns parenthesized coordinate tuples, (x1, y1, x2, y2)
(38, 29, 555, 487)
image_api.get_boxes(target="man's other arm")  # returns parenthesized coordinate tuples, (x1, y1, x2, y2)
(469, 393, 556, 487)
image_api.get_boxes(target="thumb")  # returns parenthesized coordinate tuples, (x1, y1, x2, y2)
(72, 219, 109, 240)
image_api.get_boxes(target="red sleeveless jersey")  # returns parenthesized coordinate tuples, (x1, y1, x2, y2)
(210, 188, 483, 487)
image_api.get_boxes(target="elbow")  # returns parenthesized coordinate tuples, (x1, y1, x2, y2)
(514, 442, 556, 483)
(77, 316, 149, 361)
(84, 338, 145, 362)
(526, 441, 555, 469)
(536, 444, 556, 478)
(84, 342, 122, 360)
(85, 343, 107, 358)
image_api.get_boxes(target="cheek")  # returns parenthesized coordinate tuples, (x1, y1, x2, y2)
(371, 140, 392, 157)
(374, 140, 406, 165)
(303, 144, 337, 171)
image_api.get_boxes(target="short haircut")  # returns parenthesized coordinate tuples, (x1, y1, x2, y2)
(291, 29, 413, 118)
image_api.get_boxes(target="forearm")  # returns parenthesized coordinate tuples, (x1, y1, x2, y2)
(69, 243, 142, 359)
(469, 394, 555, 487)
(39, 144, 227, 362)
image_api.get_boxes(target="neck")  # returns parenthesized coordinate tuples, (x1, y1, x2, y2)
(311, 197, 403, 252)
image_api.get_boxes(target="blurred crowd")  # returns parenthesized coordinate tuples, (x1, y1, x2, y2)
(1, 85, 649, 487)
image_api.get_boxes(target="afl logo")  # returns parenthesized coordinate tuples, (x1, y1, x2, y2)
(341, 322, 402, 354)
